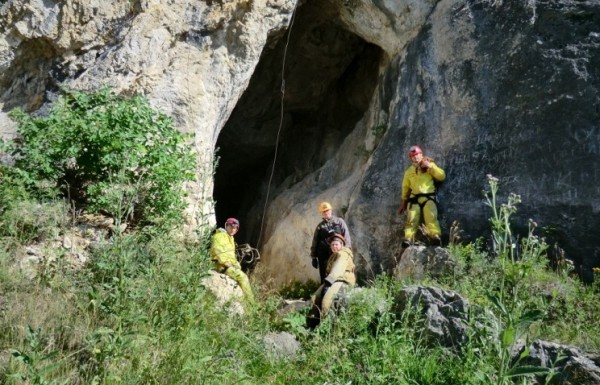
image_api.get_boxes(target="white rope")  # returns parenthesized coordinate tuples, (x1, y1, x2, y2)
(256, 3, 298, 247)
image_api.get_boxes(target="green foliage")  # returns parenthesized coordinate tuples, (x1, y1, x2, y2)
(6, 88, 196, 227)
(484, 174, 522, 262)
(1, 175, 599, 385)
(278, 279, 320, 300)
(8, 326, 67, 385)
(0, 165, 64, 244)
(371, 123, 387, 139)
(0, 200, 67, 244)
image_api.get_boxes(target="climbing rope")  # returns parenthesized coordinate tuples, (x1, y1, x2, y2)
(256, 3, 298, 247)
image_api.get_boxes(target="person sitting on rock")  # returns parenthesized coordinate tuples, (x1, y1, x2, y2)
(210, 218, 254, 303)
(306, 233, 356, 329)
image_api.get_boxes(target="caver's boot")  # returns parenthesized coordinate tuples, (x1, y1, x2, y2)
(306, 304, 321, 330)
(430, 236, 442, 247)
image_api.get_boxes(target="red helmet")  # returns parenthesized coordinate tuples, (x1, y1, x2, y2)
(408, 145, 423, 158)
(225, 218, 240, 228)
(327, 233, 346, 245)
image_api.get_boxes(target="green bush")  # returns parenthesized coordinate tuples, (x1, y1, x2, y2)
(5, 88, 196, 227)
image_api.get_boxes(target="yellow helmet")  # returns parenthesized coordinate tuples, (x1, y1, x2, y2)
(318, 201, 333, 213)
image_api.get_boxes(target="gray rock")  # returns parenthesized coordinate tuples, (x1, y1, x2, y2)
(262, 331, 301, 359)
(394, 246, 456, 281)
(512, 340, 600, 385)
(19, 255, 41, 279)
(200, 271, 245, 316)
(278, 299, 310, 318)
(343, 286, 390, 315)
(393, 285, 469, 348)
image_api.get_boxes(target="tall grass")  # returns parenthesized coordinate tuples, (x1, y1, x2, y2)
(1, 182, 599, 384)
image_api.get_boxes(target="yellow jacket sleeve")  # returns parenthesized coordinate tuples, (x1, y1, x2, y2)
(428, 161, 445, 182)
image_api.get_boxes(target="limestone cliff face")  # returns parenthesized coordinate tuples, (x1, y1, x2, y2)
(1, 0, 599, 285)
(0, 0, 296, 223)
(257, 0, 600, 285)
(348, 0, 600, 283)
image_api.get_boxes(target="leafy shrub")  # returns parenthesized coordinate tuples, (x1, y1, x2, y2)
(5, 88, 196, 227)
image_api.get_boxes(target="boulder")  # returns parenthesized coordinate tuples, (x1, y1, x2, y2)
(277, 299, 310, 318)
(512, 340, 600, 385)
(394, 246, 456, 281)
(392, 285, 469, 348)
(262, 331, 301, 360)
(200, 271, 245, 316)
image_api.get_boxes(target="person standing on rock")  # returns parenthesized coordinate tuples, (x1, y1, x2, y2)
(210, 218, 254, 303)
(306, 233, 356, 329)
(310, 201, 352, 283)
(397, 145, 445, 247)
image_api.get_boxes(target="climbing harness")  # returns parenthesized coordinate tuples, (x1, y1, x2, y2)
(407, 193, 438, 210)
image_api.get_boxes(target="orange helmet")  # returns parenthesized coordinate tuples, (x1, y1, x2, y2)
(318, 201, 333, 213)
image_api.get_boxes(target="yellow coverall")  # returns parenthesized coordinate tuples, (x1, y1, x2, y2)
(401, 158, 446, 241)
(209, 228, 254, 303)
(310, 247, 356, 319)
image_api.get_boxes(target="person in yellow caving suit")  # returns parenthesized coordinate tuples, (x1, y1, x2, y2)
(310, 201, 352, 284)
(397, 145, 446, 247)
(306, 233, 356, 329)
(210, 218, 254, 303)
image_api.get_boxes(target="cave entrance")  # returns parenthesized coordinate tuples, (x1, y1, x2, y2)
(214, 1, 383, 245)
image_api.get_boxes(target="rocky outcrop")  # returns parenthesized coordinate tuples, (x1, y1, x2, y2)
(393, 245, 456, 281)
(256, 0, 600, 284)
(13, 207, 109, 279)
(1, 0, 296, 226)
(512, 340, 600, 385)
(200, 270, 245, 315)
(2, 0, 599, 286)
(393, 285, 469, 348)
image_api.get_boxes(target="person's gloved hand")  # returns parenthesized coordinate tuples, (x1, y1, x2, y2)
(420, 158, 432, 170)
(311, 258, 319, 269)
(321, 279, 333, 297)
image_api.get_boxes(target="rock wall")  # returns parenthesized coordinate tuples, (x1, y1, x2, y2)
(355, 0, 600, 281)
(0, 0, 296, 225)
(2, 0, 599, 286)
(259, 0, 600, 285)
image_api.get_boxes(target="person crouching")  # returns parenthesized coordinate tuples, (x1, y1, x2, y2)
(306, 233, 356, 329)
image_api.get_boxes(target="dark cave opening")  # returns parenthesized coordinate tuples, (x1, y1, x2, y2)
(214, 1, 383, 245)
(0, 38, 58, 113)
